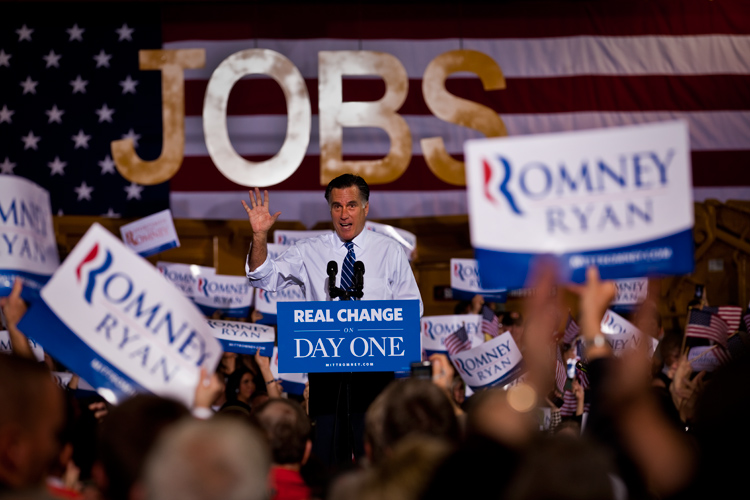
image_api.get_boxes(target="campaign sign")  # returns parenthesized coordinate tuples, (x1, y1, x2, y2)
(253, 243, 305, 324)
(0, 176, 60, 301)
(365, 221, 417, 261)
(612, 278, 648, 309)
(120, 209, 180, 257)
(687, 346, 722, 373)
(191, 273, 253, 317)
(0, 330, 45, 361)
(600, 309, 640, 335)
(206, 319, 274, 356)
(421, 314, 483, 358)
(255, 287, 306, 325)
(450, 331, 523, 391)
(51, 371, 74, 391)
(600, 309, 658, 357)
(274, 229, 333, 245)
(269, 346, 308, 395)
(156, 261, 215, 297)
(466, 121, 694, 289)
(17, 223, 223, 407)
(277, 300, 421, 373)
(450, 258, 507, 302)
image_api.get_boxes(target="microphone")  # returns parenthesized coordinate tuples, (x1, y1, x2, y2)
(327, 260, 338, 279)
(352, 261, 365, 299)
(327, 261, 343, 299)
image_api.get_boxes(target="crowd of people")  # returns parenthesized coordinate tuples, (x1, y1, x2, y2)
(1, 262, 748, 500)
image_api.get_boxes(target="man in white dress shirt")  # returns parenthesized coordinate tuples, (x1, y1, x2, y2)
(243, 173, 423, 467)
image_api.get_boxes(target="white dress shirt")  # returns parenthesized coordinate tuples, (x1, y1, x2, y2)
(246, 228, 423, 315)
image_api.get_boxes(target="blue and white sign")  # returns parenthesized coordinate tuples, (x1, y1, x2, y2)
(450, 331, 523, 391)
(613, 278, 648, 307)
(0, 176, 59, 301)
(466, 121, 694, 290)
(450, 258, 507, 302)
(600, 309, 658, 357)
(157, 261, 215, 297)
(206, 319, 274, 356)
(687, 346, 721, 373)
(120, 209, 180, 257)
(253, 244, 305, 324)
(191, 273, 253, 318)
(274, 229, 333, 246)
(255, 287, 306, 325)
(421, 314, 483, 358)
(269, 346, 308, 395)
(17, 223, 222, 407)
(0, 330, 45, 361)
(365, 221, 417, 261)
(277, 300, 421, 373)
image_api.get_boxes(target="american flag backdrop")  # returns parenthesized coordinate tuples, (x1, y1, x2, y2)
(0, 5, 168, 217)
(3, 2, 750, 223)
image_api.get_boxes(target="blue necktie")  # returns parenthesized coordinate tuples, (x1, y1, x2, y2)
(340, 241, 355, 294)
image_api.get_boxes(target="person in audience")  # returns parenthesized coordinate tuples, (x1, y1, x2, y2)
(144, 417, 270, 500)
(0, 355, 65, 493)
(255, 399, 312, 500)
(223, 365, 265, 413)
(93, 396, 189, 500)
(357, 436, 451, 500)
(506, 435, 620, 500)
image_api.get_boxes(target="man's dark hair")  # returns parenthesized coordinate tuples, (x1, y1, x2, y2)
(0, 355, 52, 426)
(324, 173, 370, 204)
(380, 379, 460, 451)
(255, 399, 311, 465)
(97, 395, 189, 500)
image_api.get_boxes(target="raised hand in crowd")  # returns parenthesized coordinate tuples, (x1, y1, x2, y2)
(89, 401, 110, 422)
(194, 367, 224, 414)
(250, 308, 264, 323)
(255, 348, 282, 398)
(428, 353, 462, 415)
(571, 379, 585, 417)
(469, 294, 484, 314)
(669, 355, 705, 424)
(0, 278, 34, 360)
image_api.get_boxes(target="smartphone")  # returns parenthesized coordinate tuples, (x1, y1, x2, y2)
(411, 361, 432, 380)
(548, 390, 564, 408)
(694, 284, 705, 299)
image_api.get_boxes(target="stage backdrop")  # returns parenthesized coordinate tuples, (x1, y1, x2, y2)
(2, 2, 750, 226)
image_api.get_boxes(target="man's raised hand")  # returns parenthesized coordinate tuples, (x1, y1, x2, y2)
(242, 188, 281, 235)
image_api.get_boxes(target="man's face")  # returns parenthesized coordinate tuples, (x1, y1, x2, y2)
(329, 186, 369, 242)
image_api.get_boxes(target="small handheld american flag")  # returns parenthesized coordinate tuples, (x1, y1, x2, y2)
(445, 325, 472, 357)
(685, 309, 729, 347)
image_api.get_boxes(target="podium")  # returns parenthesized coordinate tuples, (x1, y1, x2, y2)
(277, 299, 421, 466)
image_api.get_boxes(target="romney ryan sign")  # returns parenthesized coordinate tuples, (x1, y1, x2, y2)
(277, 300, 421, 373)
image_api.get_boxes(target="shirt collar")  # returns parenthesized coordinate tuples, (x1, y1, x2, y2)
(335, 226, 367, 250)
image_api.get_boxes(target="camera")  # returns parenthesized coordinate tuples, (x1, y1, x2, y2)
(410, 361, 432, 380)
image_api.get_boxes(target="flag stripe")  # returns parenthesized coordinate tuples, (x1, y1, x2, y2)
(162, 2, 750, 41)
(165, 36, 750, 78)
(172, 151, 750, 193)
(184, 75, 750, 117)
(183, 112, 750, 156)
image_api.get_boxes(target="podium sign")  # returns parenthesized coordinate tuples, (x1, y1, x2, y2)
(277, 300, 421, 373)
